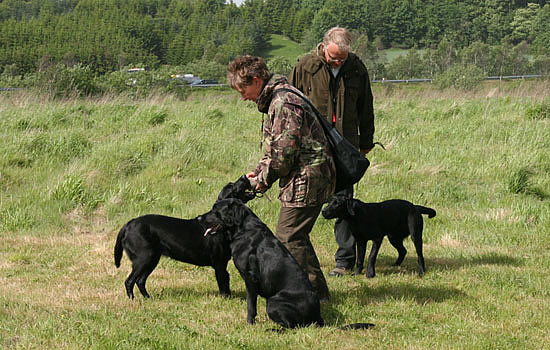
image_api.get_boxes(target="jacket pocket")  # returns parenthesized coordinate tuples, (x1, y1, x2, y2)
(279, 174, 308, 203)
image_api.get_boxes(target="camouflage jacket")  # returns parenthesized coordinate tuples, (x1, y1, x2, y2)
(253, 75, 336, 207)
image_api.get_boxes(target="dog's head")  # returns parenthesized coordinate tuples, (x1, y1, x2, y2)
(322, 194, 360, 219)
(217, 175, 256, 203)
(199, 198, 250, 239)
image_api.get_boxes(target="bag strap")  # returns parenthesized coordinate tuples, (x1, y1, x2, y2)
(272, 87, 326, 125)
(272, 88, 343, 147)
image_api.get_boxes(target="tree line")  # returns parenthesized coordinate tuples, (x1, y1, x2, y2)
(1, 0, 549, 83)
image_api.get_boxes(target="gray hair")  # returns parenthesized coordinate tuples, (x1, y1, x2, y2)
(323, 27, 352, 53)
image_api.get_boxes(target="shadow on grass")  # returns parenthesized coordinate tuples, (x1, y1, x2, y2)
(428, 251, 523, 271)
(262, 44, 284, 59)
(323, 279, 467, 313)
(363, 283, 465, 304)
(370, 251, 523, 275)
(155, 286, 253, 302)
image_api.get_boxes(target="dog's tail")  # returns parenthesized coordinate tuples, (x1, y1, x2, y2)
(416, 205, 436, 218)
(338, 322, 375, 330)
(114, 223, 127, 268)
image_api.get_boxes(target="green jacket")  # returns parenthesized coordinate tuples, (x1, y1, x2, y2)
(290, 48, 375, 150)
(253, 75, 336, 207)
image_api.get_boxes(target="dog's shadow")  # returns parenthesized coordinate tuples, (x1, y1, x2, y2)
(322, 281, 465, 325)
(154, 287, 220, 300)
(359, 283, 465, 304)
(426, 251, 522, 271)
(156, 286, 249, 301)
(373, 250, 522, 276)
(320, 251, 521, 314)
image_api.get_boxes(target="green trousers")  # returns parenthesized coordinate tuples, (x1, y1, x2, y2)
(275, 205, 330, 299)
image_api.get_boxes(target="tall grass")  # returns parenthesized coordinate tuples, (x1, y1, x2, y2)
(1, 81, 549, 349)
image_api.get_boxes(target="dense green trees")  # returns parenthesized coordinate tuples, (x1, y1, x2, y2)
(531, 4, 550, 54)
(0, 0, 549, 81)
(0, 0, 269, 75)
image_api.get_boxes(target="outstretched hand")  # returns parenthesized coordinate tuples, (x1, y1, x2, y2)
(246, 172, 264, 192)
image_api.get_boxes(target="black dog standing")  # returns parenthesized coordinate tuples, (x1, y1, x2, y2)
(322, 194, 436, 278)
(114, 175, 255, 299)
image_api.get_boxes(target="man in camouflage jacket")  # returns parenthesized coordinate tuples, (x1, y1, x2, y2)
(227, 55, 335, 301)
(253, 74, 336, 206)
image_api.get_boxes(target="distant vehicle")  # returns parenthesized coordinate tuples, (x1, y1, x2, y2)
(189, 79, 225, 88)
(169, 75, 224, 88)
(171, 74, 200, 85)
(191, 79, 219, 85)
(127, 67, 149, 73)
(127, 67, 150, 85)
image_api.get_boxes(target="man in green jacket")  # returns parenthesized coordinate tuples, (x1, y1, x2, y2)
(290, 27, 375, 277)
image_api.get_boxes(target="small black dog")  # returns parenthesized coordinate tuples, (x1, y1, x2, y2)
(199, 198, 374, 330)
(114, 175, 255, 299)
(322, 194, 436, 278)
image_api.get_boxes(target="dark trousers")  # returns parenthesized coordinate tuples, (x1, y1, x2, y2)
(276, 205, 330, 299)
(334, 186, 356, 269)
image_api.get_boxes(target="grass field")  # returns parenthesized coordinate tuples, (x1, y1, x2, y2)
(260, 34, 308, 63)
(1, 80, 549, 349)
(259, 35, 421, 64)
(383, 48, 408, 62)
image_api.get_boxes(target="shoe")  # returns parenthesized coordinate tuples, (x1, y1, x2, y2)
(329, 266, 351, 277)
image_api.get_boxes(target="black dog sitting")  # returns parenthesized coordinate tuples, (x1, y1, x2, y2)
(322, 194, 436, 278)
(199, 198, 374, 330)
(114, 175, 255, 299)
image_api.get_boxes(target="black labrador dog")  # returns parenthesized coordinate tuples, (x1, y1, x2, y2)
(322, 194, 436, 278)
(199, 198, 374, 330)
(114, 175, 256, 299)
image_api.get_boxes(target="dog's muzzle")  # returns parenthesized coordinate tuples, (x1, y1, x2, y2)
(204, 224, 222, 237)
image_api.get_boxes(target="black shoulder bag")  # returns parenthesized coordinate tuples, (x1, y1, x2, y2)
(274, 88, 370, 192)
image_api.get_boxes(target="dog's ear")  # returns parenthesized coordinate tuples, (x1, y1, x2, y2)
(231, 199, 248, 226)
(218, 199, 248, 228)
(217, 201, 235, 227)
(346, 199, 360, 216)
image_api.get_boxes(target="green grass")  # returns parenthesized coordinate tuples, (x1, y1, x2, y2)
(260, 35, 422, 64)
(384, 48, 427, 62)
(383, 48, 410, 62)
(261, 34, 307, 62)
(1, 81, 550, 349)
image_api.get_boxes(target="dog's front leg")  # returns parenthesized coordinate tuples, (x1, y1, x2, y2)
(213, 265, 231, 297)
(366, 238, 384, 278)
(355, 238, 367, 275)
(244, 282, 258, 324)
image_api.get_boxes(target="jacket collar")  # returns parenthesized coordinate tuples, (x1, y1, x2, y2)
(256, 74, 288, 113)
